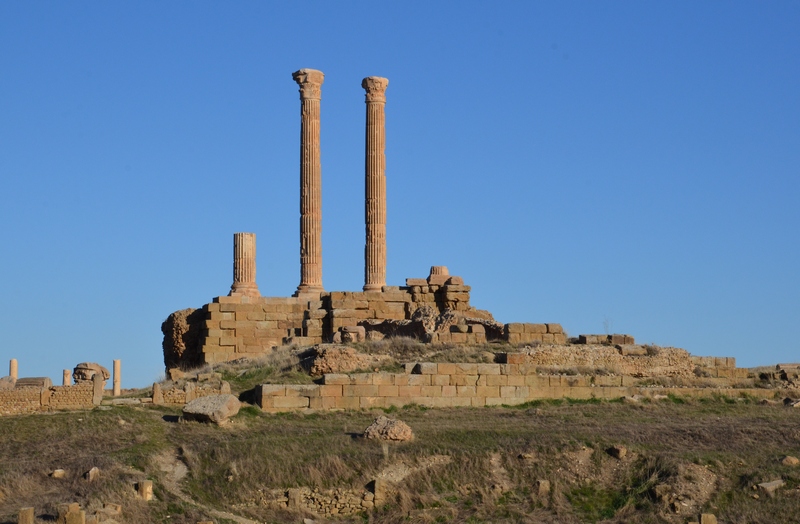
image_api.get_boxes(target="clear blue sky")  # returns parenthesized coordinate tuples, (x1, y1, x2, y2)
(1, 2, 798, 387)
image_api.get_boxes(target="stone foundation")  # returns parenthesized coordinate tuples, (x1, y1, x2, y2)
(166, 268, 541, 369)
(254, 356, 773, 413)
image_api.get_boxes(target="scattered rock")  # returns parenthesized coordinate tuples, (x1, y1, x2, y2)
(182, 394, 241, 425)
(84, 467, 100, 482)
(51, 469, 66, 479)
(782, 456, 800, 466)
(757, 479, 785, 497)
(700, 514, 718, 524)
(363, 416, 414, 442)
(653, 463, 717, 517)
(607, 445, 627, 460)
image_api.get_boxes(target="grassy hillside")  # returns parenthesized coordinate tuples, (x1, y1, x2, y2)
(2, 395, 800, 523)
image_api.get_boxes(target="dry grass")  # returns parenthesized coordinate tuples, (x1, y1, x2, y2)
(2, 398, 800, 523)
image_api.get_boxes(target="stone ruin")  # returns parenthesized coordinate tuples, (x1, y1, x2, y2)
(0, 359, 123, 416)
(161, 69, 575, 370)
(159, 69, 780, 405)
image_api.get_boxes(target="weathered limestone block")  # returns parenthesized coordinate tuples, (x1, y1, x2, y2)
(15, 377, 53, 388)
(137, 479, 153, 501)
(182, 394, 240, 425)
(17, 507, 34, 524)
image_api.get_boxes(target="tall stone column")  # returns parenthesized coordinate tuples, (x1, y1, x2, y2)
(9, 359, 17, 380)
(229, 232, 260, 297)
(362, 76, 389, 291)
(62, 369, 71, 386)
(293, 69, 325, 295)
(113, 359, 121, 397)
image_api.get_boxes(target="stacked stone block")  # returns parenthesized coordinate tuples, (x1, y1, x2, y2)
(254, 359, 770, 413)
(200, 295, 326, 364)
(404, 270, 474, 313)
(578, 334, 635, 345)
(47, 383, 95, 410)
(328, 289, 410, 332)
(691, 356, 748, 379)
(430, 323, 487, 344)
(0, 381, 98, 416)
(152, 377, 231, 405)
(504, 323, 567, 345)
(0, 386, 41, 415)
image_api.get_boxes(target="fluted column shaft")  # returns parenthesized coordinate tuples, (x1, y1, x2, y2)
(293, 69, 325, 294)
(230, 232, 260, 297)
(362, 76, 389, 291)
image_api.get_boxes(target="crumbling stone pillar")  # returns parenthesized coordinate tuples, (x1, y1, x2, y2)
(229, 232, 260, 297)
(362, 76, 389, 291)
(292, 68, 325, 295)
(17, 507, 34, 524)
(62, 369, 71, 386)
(9, 359, 18, 380)
(113, 359, 121, 397)
(137, 479, 153, 501)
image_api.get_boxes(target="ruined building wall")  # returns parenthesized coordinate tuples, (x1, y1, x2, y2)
(0, 387, 42, 416)
(255, 357, 766, 413)
(181, 269, 519, 367)
(0, 380, 100, 416)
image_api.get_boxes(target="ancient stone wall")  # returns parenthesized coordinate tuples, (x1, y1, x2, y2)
(152, 378, 232, 405)
(47, 382, 95, 410)
(503, 323, 567, 345)
(186, 268, 510, 367)
(0, 387, 41, 415)
(255, 357, 769, 413)
(199, 296, 324, 364)
(0, 381, 98, 416)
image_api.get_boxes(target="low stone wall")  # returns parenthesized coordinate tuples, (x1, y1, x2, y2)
(504, 323, 567, 345)
(152, 379, 232, 405)
(249, 487, 374, 516)
(0, 387, 42, 415)
(691, 356, 748, 378)
(47, 382, 96, 410)
(517, 345, 699, 377)
(0, 377, 102, 416)
(255, 359, 772, 413)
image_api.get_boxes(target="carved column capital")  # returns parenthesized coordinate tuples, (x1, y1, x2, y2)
(362, 76, 389, 103)
(293, 69, 325, 100)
